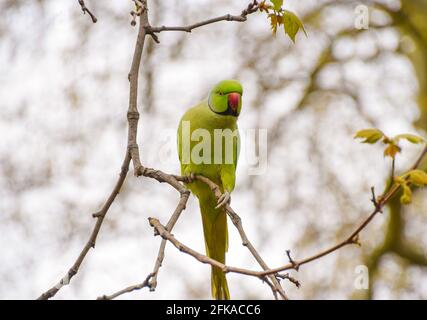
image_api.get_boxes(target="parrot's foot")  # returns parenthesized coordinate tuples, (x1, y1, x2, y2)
(184, 172, 195, 183)
(215, 191, 231, 209)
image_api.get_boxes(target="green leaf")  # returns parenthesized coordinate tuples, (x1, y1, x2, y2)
(407, 169, 427, 186)
(394, 134, 425, 144)
(354, 128, 384, 144)
(400, 184, 412, 205)
(271, 0, 283, 11)
(282, 10, 306, 43)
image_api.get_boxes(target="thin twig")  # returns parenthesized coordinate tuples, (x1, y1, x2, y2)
(77, 0, 97, 23)
(370, 186, 383, 213)
(257, 146, 427, 276)
(96, 166, 190, 299)
(148, 189, 190, 290)
(149, 217, 266, 277)
(285, 250, 299, 271)
(277, 273, 301, 288)
(98, 191, 190, 299)
(411, 145, 427, 170)
(148, 1, 259, 34)
(391, 157, 396, 181)
(97, 273, 153, 300)
(37, 153, 131, 300)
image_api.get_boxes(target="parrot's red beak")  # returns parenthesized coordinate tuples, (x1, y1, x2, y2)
(228, 92, 240, 115)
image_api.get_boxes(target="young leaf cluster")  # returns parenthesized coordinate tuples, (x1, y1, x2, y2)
(354, 128, 425, 159)
(355, 128, 426, 205)
(259, 0, 306, 42)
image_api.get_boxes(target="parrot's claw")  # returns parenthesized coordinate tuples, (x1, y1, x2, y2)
(215, 191, 231, 209)
(184, 172, 195, 183)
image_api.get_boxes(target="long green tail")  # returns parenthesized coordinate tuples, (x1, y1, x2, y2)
(199, 197, 230, 300)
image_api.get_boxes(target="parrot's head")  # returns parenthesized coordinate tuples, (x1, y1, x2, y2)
(208, 80, 243, 117)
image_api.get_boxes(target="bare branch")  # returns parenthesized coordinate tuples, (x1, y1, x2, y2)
(194, 175, 288, 299)
(77, 0, 97, 23)
(411, 144, 427, 170)
(43, 140, 427, 300)
(97, 168, 285, 299)
(42, 0, 427, 300)
(37, 153, 131, 300)
(38, 3, 151, 300)
(148, 189, 190, 290)
(148, 1, 259, 34)
(149, 217, 264, 278)
(146, 143, 426, 282)
(147, 145, 427, 282)
(257, 146, 427, 277)
(127, 2, 149, 175)
(97, 273, 153, 300)
(97, 188, 190, 300)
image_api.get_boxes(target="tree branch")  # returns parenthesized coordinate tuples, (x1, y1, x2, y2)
(97, 273, 153, 300)
(37, 153, 131, 300)
(41, 0, 427, 300)
(97, 187, 190, 300)
(40, 0, 263, 300)
(194, 175, 289, 299)
(148, 188, 190, 290)
(149, 217, 266, 278)
(97, 167, 287, 299)
(77, 0, 97, 23)
(38, 3, 151, 300)
(148, 1, 259, 35)
(253, 145, 427, 277)
(100, 144, 427, 299)
(128, 1, 149, 175)
(134, 145, 427, 296)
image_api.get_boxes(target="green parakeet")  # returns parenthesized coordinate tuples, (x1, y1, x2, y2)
(177, 80, 243, 300)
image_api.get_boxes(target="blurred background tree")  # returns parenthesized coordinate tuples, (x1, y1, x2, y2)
(0, 0, 426, 299)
